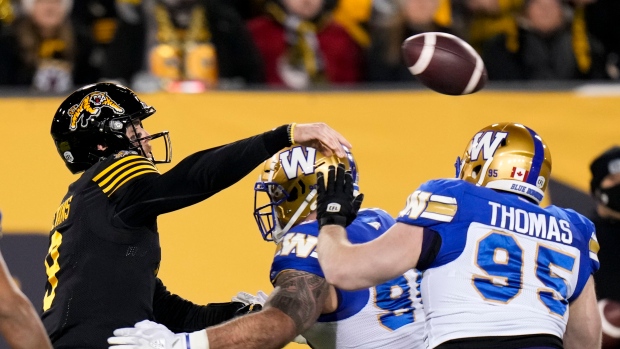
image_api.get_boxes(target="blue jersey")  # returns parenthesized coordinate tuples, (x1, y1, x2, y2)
(397, 179, 600, 348)
(270, 208, 425, 349)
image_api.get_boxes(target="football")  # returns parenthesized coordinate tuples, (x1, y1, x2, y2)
(601, 299, 620, 349)
(402, 32, 487, 96)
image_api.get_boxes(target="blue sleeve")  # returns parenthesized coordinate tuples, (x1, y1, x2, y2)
(550, 208, 600, 302)
(569, 215, 600, 302)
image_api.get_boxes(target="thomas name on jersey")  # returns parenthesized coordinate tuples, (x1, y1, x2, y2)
(488, 201, 572, 244)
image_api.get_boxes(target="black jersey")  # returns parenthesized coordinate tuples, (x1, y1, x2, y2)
(42, 126, 290, 348)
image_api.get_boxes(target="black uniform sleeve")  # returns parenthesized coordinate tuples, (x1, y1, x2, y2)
(114, 125, 290, 226)
(153, 278, 251, 332)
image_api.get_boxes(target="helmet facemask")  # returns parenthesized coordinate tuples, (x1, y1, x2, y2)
(120, 117, 172, 164)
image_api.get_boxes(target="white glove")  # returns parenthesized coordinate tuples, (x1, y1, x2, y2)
(292, 334, 308, 344)
(232, 290, 269, 308)
(108, 320, 209, 349)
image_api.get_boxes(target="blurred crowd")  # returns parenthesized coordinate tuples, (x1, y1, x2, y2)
(0, 0, 617, 93)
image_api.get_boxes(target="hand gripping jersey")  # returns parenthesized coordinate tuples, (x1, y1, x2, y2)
(270, 208, 426, 349)
(397, 179, 600, 349)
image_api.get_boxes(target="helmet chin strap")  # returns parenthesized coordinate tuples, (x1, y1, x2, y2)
(274, 189, 317, 242)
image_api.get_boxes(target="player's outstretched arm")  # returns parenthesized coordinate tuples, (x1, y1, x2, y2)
(117, 123, 352, 225)
(108, 270, 330, 349)
(206, 270, 330, 348)
(0, 254, 52, 349)
(564, 276, 602, 349)
(318, 222, 423, 290)
(316, 164, 423, 290)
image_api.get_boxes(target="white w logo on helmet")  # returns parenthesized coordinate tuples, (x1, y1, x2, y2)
(280, 147, 317, 180)
(469, 131, 508, 161)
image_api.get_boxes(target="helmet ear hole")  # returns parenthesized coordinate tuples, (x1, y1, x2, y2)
(472, 165, 482, 179)
(287, 187, 299, 202)
(298, 180, 307, 195)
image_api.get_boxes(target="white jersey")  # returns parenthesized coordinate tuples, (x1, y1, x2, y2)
(397, 179, 600, 349)
(270, 209, 426, 349)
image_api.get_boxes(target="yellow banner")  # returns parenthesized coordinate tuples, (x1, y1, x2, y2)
(1, 90, 618, 341)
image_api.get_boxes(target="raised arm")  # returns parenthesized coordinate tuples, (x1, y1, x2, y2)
(318, 223, 422, 290)
(117, 123, 351, 225)
(315, 164, 422, 290)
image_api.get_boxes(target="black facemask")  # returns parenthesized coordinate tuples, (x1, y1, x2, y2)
(596, 184, 620, 212)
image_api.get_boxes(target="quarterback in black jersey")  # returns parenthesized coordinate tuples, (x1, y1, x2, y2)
(43, 82, 350, 348)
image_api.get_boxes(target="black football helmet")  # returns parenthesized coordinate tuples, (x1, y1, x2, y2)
(51, 82, 171, 174)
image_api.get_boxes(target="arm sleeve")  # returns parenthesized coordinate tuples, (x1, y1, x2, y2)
(116, 125, 290, 226)
(152, 278, 247, 332)
(417, 228, 442, 271)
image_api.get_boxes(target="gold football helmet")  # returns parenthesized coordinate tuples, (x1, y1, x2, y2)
(254, 145, 358, 242)
(455, 122, 551, 204)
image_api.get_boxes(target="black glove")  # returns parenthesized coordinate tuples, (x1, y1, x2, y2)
(316, 163, 364, 230)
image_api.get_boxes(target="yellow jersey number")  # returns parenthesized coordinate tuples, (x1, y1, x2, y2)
(43, 231, 62, 311)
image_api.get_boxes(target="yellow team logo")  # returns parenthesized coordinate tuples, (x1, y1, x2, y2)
(68, 91, 124, 130)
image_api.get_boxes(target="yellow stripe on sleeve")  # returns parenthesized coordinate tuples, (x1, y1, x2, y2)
(93, 155, 145, 181)
(106, 169, 159, 197)
(97, 158, 157, 187)
(101, 166, 159, 194)
(589, 237, 600, 254)
(425, 201, 458, 218)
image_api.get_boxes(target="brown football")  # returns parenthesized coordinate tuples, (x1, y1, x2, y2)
(402, 32, 487, 96)
(602, 299, 620, 349)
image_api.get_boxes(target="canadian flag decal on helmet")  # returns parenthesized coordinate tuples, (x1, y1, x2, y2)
(510, 167, 530, 181)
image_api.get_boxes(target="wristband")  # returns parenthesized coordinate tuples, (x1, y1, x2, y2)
(288, 123, 297, 145)
(188, 329, 210, 349)
(319, 215, 347, 229)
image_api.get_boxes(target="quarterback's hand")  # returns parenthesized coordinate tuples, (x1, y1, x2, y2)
(316, 164, 364, 229)
(292, 123, 351, 158)
(108, 320, 208, 349)
(232, 290, 268, 314)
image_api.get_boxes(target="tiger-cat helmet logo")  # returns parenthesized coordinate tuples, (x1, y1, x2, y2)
(68, 91, 124, 131)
